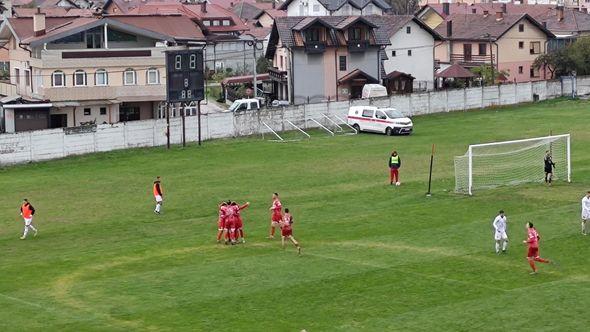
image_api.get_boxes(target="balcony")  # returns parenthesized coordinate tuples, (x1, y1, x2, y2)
(304, 41, 326, 54)
(39, 47, 170, 68)
(39, 84, 166, 103)
(268, 67, 288, 83)
(450, 54, 496, 67)
(348, 40, 369, 53)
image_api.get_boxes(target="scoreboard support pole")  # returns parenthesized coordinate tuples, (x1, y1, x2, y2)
(197, 100, 202, 146)
(166, 103, 170, 150)
(181, 102, 186, 147)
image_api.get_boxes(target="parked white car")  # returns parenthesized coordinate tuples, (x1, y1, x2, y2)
(226, 98, 262, 112)
(361, 84, 388, 99)
(347, 106, 413, 135)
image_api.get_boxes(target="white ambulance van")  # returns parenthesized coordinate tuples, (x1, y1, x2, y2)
(347, 106, 413, 135)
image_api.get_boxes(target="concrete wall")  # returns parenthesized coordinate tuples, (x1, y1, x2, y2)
(2, 76, 589, 166)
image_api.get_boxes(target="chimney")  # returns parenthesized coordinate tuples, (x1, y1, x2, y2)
(446, 20, 452, 37)
(33, 7, 46, 37)
(496, 11, 503, 20)
(557, 5, 564, 22)
(502, 3, 507, 13)
(442, 2, 450, 15)
(542, 21, 547, 29)
(201, 1, 207, 13)
(483, 10, 489, 16)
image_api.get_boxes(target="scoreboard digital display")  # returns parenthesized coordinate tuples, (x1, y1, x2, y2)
(166, 50, 205, 103)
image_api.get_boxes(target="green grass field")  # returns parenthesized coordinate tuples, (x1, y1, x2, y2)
(1, 98, 590, 331)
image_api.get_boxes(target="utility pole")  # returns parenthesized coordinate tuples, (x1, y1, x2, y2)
(253, 39, 257, 98)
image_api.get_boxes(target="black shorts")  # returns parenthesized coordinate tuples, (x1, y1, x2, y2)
(545, 168, 552, 173)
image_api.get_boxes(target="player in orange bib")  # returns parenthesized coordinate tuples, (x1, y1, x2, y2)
(280, 208, 301, 254)
(269, 193, 283, 239)
(153, 176, 163, 214)
(19, 199, 38, 240)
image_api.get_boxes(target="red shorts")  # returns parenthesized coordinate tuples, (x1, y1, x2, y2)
(281, 228, 292, 237)
(224, 219, 235, 230)
(235, 218, 243, 229)
(217, 219, 225, 230)
(272, 214, 282, 222)
(527, 247, 539, 258)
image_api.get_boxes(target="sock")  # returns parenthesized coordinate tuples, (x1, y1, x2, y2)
(528, 260, 536, 272)
(155, 203, 161, 213)
(23, 226, 29, 237)
(29, 225, 37, 232)
(271, 227, 275, 236)
(230, 230, 235, 241)
(239, 229, 244, 239)
(495, 242, 500, 253)
(225, 231, 229, 240)
(502, 241, 508, 251)
(582, 222, 587, 234)
(534, 257, 550, 264)
(217, 230, 223, 241)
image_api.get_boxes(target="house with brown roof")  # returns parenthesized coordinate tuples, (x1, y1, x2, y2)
(266, 16, 389, 104)
(0, 10, 206, 132)
(370, 15, 442, 91)
(434, 12, 556, 83)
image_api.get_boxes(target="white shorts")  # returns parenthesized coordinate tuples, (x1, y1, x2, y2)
(155, 195, 163, 203)
(24, 217, 33, 226)
(494, 231, 508, 241)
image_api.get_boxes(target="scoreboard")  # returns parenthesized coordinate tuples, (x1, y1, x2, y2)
(166, 50, 205, 103)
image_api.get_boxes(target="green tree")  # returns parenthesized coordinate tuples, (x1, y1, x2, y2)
(567, 36, 590, 75)
(256, 57, 271, 75)
(470, 65, 510, 86)
(533, 49, 574, 79)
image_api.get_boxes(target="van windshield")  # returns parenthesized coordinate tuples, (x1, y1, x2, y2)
(228, 101, 241, 112)
(382, 109, 404, 119)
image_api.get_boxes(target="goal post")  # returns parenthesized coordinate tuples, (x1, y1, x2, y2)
(455, 134, 571, 195)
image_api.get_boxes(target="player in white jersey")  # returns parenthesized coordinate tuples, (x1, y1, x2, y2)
(582, 191, 590, 236)
(492, 210, 508, 254)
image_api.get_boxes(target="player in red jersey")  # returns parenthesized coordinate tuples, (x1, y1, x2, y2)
(224, 201, 237, 245)
(523, 222, 551, 274)
(234, 201, 250, 244)
(216, 202, 228, 243)
(269, 193, 283, 239)
(280, 208, 301, 254)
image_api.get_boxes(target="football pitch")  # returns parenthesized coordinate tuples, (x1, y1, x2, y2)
(1, 98, 589, 331)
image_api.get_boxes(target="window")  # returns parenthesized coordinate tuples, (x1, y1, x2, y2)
(107, 29, 137, 42)
(518, 24, 524, 32)
(375, 111, 387, 120)
(307, 28, 320, 42)
(407, 49, 412, 56)
(339, 56, 347, 71)
(222, 20, 230, 26)
(123, 69, 136, 85)
(280, 56, 284, 69)
(518, 66, 523, 74)
(365, 4, 373, 15)
(55, 32, 84, 44)
(518, 41, 524, 49)
(212, 20, 220, 26)
(530, 67, 540, 78)
(203, 20, 211, 26)
(349, 27, 362, 41)
(15, 68, 20, 84)
(478, 43, 487, 55)
(86, 29, 102, 49)
(24, 69, 30, 87)
(472, 8, 477, 13)
(530, 41, 541, 54)
(95, 69, 108, 86)
(391, 50, 396, 57)
(84, 108, 91, 116)
(74, 70, 87, 86)
(313, 4, 320, 12)
(406, 26, 411, 34)
(147, 68, 159, 85)
(52, 70, 65, 87)
(100, 107, 107, 115)
(361, 109, 374, 118)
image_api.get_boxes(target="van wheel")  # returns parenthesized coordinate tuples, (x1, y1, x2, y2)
(352, 124, 360, 133)
(385, 127, 393, 136)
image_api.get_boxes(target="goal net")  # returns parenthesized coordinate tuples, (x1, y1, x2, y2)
(454, 134, 571, 195)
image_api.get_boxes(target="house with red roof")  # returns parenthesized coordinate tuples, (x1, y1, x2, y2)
(0, 10, 206, 132)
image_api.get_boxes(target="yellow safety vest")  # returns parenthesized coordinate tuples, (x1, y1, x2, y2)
(391, 155, 399, 165)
